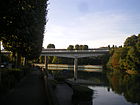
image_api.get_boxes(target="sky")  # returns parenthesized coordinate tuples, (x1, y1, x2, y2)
(43, 0, 140, 49)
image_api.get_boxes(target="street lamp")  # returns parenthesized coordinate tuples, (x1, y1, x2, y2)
(0, 41, 1, 65)
(0, 41, 1, 83)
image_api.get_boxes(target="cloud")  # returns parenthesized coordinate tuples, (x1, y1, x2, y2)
(43, 11, 140, 48)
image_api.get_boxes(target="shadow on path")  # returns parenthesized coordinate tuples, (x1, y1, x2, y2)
(55, 83, 73, 105)
(1, 70, 47, 105)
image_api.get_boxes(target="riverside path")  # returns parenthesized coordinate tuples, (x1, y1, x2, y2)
(1, 69, 47, 105)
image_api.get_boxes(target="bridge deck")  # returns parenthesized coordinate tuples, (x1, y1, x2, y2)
(41, 49, 108, 58)
(1, 49, 109, 58)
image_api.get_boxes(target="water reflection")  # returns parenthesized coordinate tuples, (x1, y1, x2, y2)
(89, 86, 138, 105)
(107, 72, 140, 105)
(52, 70, 140, 105)
(87, 72, 140, 105)
(72, 95, 92, 105)
(71, 85, 93, 105)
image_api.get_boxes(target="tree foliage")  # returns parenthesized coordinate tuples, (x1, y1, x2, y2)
(47, 44, 55, 48)
(0, 0, 48, 60)
(107, 34, 140, 73)
(74, 44, 88, 50)
(67, 44, 88, 50)
(67, 45, 74, 50)
(107, 48, 121, 69)
(75, 44, 80, 50)
(108, 72, 140, 105)
(124, 35, 138, 47)
(47, 44, 55, 63)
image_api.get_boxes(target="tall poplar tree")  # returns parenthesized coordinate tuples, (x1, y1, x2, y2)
(0, 0, 48, 62)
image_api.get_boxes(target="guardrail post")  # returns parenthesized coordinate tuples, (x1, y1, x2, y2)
(74, 58, 78, 80)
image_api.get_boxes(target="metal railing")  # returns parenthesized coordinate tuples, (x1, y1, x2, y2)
(42, 49, 109, 53)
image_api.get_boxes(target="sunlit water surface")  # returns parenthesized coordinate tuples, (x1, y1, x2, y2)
(89, 86, 138, 105)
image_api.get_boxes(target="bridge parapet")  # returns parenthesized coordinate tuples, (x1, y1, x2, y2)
(41, 49, 109, 58)
(1, 49, 108, 80)
(42, 49, 109, 52)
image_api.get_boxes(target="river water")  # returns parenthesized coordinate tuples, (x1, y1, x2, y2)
(77, 71, 140, 105)
(51, 67, 140, 105)
(89, 86, 138, 105)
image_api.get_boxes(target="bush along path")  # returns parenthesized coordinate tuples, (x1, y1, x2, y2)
(0, 67, 31, 99)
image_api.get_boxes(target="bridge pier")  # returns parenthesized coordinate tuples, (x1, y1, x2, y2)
(74, 58, 78, 80)
(23, 57, 27, 66)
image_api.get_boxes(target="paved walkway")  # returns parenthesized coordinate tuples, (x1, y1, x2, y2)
(55, 83, 73, 105)
(1, 70, 47, 105)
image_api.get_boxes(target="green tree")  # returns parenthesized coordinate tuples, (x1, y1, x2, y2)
(78, 45, 83, 50)
(107, 34, 140, 72)
(47, 44, 55, 49)
(124, 35, 138, 47)
(67, 45, 74, 50)
(110, 49, 121, 69)
(75, 44, 80, 50)
(52, 56, 62, 64)
(0, 0, 48, 65)
(136, 34, 140, 52)
(82, 45, 88, 50)
(119, 47, 129, 70)
(126, 47, 140, 70)
(47, 44, 55, 63)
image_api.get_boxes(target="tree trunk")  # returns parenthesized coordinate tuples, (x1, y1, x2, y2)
(17, 53, 21, 67)
(23, 57, 27, 66)
(12, 52, 16, 68)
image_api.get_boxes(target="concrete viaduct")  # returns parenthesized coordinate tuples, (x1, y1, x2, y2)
(1, 49, 109, 80)
(41, 49, 109, 80)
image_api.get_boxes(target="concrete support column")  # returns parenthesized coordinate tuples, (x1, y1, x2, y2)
(45, 56, 48, 70)
(23, 57, 26, 66)
(74, 58, 78, 80)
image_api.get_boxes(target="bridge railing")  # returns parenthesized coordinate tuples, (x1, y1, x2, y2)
(1, 49, 109, 54)
(42, 49, 109, 53)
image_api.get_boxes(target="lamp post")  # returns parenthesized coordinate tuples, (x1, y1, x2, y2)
(0, 41, 1, 65)
(0, 41, 1, 83)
